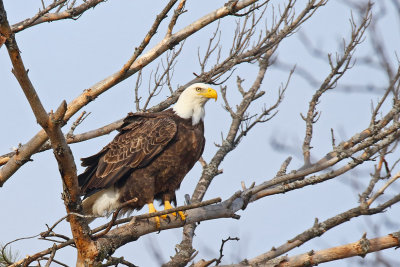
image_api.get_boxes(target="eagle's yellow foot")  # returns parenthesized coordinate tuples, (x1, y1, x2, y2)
(161, 200, 186, 221)
(148, 202, 161, 228)
(177, 210, 186, 221)
(160, 200, 175, 219)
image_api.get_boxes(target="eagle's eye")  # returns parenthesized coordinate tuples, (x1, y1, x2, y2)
(195, 87, 201, 92)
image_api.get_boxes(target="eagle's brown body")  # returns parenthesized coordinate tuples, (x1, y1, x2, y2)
(78, 109, 205, 216)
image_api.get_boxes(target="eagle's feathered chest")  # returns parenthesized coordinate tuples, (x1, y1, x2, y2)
(154, 119, 205, 178)
(113, 115, 205, 206)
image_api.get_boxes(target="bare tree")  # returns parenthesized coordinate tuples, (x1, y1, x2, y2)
(1, 0, 399, 266)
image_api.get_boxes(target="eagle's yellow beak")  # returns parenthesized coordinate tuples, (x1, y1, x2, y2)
(199, 88, 218, 101)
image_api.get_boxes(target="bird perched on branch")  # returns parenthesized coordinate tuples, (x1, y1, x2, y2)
(78, 83, 217, 227)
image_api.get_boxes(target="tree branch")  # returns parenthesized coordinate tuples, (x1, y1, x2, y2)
(301, 3, 372, 167)
(263, 232, 400, 267)
(11, 0, 107, 33)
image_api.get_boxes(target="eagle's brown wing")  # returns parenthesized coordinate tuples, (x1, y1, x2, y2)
(79, 116, 177, 194)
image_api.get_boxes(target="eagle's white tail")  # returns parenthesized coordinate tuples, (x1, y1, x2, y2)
(82, 187, 120, 223)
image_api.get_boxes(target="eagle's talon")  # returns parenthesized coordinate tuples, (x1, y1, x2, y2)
(162, 200, 187, 222)
(160, 213, 171, 224)
(178, 211, 186, 221)
(148, 202, 161, 229)
(154, 216, 161, 229)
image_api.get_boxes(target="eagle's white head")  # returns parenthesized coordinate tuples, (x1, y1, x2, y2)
(173, 83, 218, 125)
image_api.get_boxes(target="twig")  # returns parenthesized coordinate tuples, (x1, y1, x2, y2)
(44, 243, 57, 267)
(9, 240, 74, 267)
(367, 171, 400, 207)
(134, 70, 143, 111)
(66, 111, 90, 138)
(301, 4, 372, 167)
(360, 154, 385, 204)
(166, 0, 187, 37)
(40, 234, 72, 243)
(142, 44, 184, 111)
(2, 234, 40, 265)
(93, 198, 139, 239)
(11, 0, 107, 33)
(330, 128, 336, 148)
(41, 256, 69, 267)
(371, 66, 400, 125)
(101, 256, 138, 267)
(276, 157, 292, 177)
(215, 236, 240, 265)
(198, 156, 208, 168)
(41, 216, 68, 238)
(198, 20, 221, 73)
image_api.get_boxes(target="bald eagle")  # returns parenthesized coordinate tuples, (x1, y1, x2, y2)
(78, 83, 217, 227)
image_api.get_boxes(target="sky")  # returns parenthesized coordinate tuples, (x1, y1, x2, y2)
(1, 0, 400, 266)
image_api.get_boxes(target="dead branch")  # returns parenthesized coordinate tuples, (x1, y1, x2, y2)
(66, 111, 91, 138)
(11, 0, 107, 33)
(44, 244, 57, 267)
(41, 256, 69, 267)
(371, 66, 400, 125)
(90, 197, 222, 234)
(101, 256, 138, 267)
(142, 44, 184, 111)
(265, 232, 400, 267)
(366, 171, 400, 207)
(301, 3, 372, 167)
(40, 215, 68, 239)
(216, 237, 240, 265)
(166, 0, 187, 37)
(249, 119, 400, 198)
(9, 240, 74, 267)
